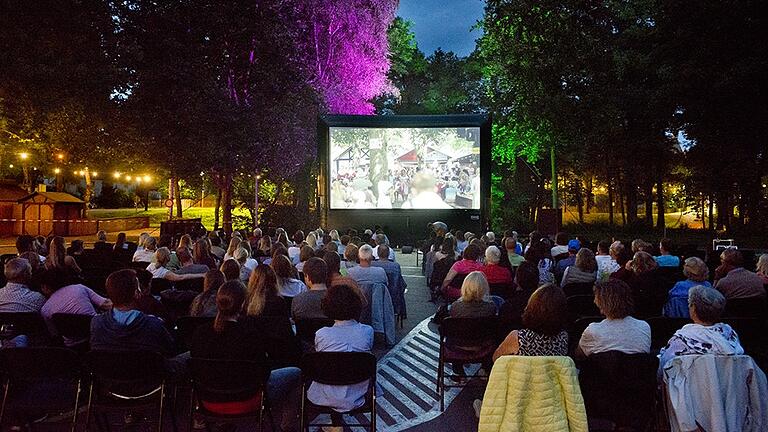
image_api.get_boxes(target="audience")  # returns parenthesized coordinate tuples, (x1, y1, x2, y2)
(209, 235, 226, 260)
(134, 269, 168, 321)
(307, 283, 375, 413)
(595, 239, 619, 281)
(93, 230, 112, 251)
(244, 266, 289, 318)
(525, 240, 555, 285)
(272, 254, 307, 300)
(193, 239, 218, 270)
(498, 261, 539, 332)
(504, 237, 525, 269)
(713, 248, 766, 300)
(234, 247, 253, 282)
(223, 237, 241, 261)
(90, 269, 175, 356)
(655, 238, 680, 267)
(560, 248, 597, 288)
(220, 259, 241, 282)
(343, 244, 359, 270)
(132, 236, 157, 262)
(295, 245, 314, 273)
(371, 244, 407, 307)
(44, 236, 82, 275)
(0, 258, 46, 312)
(658, 285, 744, 376)
(575, 279, 651, 358)
(175, 247, 209, 275)
(757, 254, 768, 285)
(348, 244, 388, 287)
(291, 257, 329, 320)
(39, 268, 111, 344)
(663, 257, 711, 318)
(493, 283, 569, 361)
(551, 232, 570, 259)
(442, 244, 484, 299)
(190, 269, 226, 317)
(190, 281, 300, 431)
(622, 251, 665, 317)
(113, 232, 129, 252)
(480, 246, 513, 285)
(554, 239, 580, 282)
(148, 247, 205, 282)
(449, 271, 497, 318)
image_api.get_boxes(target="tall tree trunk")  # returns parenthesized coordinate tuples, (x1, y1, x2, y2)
(585, 176, 593, 214)
(656, 176, 665, 230)
(83, 168, 93, 217)
(701, 195, 707, 230)
(575, 177, 584, 223)
(716, 191, 726, 230)
(644, 182, 654, 226)
(222, 174, 233, 236)
(708, 193, 714, 231)
(618, 172, 626, 225)
(625, 175, 638, 223)
(174, 178, 183, 218)
(607, 173, 614, 226)
(214, 186, 222, 231)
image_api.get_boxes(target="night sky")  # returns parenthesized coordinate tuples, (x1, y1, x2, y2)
(397, 0, 485, 57)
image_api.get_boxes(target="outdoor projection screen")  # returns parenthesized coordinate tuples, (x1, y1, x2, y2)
(329, 127, 481, 210)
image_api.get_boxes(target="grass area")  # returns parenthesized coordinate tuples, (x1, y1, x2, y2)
(561, 211, 702, 229)
(88, 207, 250, 230)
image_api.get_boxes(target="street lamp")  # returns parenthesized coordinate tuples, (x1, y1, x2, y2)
(18, 153, 31, 192)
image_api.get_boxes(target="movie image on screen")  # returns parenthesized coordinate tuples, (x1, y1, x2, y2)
(329, 127, 480, 209)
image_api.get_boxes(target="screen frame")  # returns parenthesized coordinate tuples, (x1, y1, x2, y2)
(318, 114, 492, 233)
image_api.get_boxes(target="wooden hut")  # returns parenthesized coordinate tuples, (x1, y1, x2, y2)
(0, 183, 28, 237)
(14, 192, 86, 236)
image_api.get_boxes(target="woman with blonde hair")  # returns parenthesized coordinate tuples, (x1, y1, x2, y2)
(305, 232, 318, 251)
(224, 237, 241, 261)
(756, 254, 768, 285)
(234, 247, 252, 282)
(244, 265, 288, 318)
(44, 236, 82, 275)
(258, 236, 272, 258)
(663, 257, 711, 318)
(271, 254, 307, 300)
(560, 248, 597, 287)
(449, 271, 497, 318)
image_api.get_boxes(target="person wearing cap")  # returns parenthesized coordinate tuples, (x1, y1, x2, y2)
(554, 239, 581, 284)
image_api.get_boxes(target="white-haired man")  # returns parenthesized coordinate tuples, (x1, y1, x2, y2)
(0, 258, 46, 312)
(348, 244, 388, 287)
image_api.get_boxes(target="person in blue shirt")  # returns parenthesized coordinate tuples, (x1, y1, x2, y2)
(654, 238, 680, 267)
(663, 257, 711, 318)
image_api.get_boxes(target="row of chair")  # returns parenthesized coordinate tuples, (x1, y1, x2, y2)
(0, 347, 378, 432)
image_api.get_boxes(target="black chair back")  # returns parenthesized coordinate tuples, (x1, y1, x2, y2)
(150, 278, 173, 295)
(566, 295, 601, 321)
(722, 317, 767, 354)
(0, 347, 81, 380)
(0, 254, 17, 265)
(189, 358, 270, 403)
(294, 318, 334, 343)
(52, 313, 93, 341)
(300, 352, 376, 386)
(578, 351, 659, 430)
(175, 316, 214, 351)
(174, 278, 204, 292)
(439, 316, 499, 347)
(647, 316, 691, 351)
(568, 316, 603, 353)
(562, 282, 594, 297)
(449, 273, 468, 289)
(489, 282, 514, 298)
(0, 312, 50, 342)
(86, 350, 165, 397)
(723, 297, 767, 319)
(131, 261, 152, 271)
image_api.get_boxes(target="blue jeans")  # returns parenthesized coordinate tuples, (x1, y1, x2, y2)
(268, 367, 301, 432)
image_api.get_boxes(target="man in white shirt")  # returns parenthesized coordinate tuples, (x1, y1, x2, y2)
(595, 239, 620, 281)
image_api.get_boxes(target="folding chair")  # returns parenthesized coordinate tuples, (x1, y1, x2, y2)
(562, 282, 595, 297)
(85, 349, 176, 432)
(174, 316, 214, 352)
(188, 358, 274, 432)
(566, 295, 601, 322)
(175, 278, 204, 293)
(150, 278, 174, 296)
(567, 316, 603, 354)
(437, 317, 498, 411)
(299, 352, 377, 431)
(0, 312, 51, 345)
(52, 313, 93, 351)
(0, 347, 83, 432)
(294, 318, 334, 345)
(647, 316, 691, 352)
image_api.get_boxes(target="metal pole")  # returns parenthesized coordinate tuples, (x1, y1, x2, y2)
(254, 175, 259, 228)
(550, 146, 558, 208)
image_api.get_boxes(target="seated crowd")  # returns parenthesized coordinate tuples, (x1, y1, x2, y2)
(0, 224, 767, 429)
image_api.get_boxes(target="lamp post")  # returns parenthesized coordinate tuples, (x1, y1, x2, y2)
(19, 152, 31, 192)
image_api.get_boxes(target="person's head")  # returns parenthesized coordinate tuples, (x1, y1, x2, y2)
(522, 284, 568, 336)
(322, 251, 342, 278)
(106, 269, 139, 308)
(555, 232, 569, 246)
(226, 237, 242, 256)
(138, 232, 149, 248)
(567, 239, 581, 255)
(659, 238, 673, 255)
(214, 280, 246, 332)
(209, 234, 222, 248)
(299, 245, 314, 263)
(688, 285, 726, 325)
(258, 236, 272, 254)
(204, 269, 225, 293)
(115, 232, 126, 245)
(220, 259, 241, 281)
(144, 236, 157, 251)
(303, 257, 328, 287)
(344, 243, 359, 263)
(277, 232, 290, 247)
(15, 235, 35, 254)
(374, 233, 386, 246)
(292, 230, 305, 245)
(193, 239, 211, 263)
(178, 234, 193, 250)
(69, 240, 84, 254)
(462, 243, 482, 261)
(324, 241, 339, 253)
(504, 237, 518, 253)
(720, 248, 744, 268)
(460, 271, 490, 302)
(484, 245, 502, 265)
(631, 239, 651, 254)
(252, 228, 262, 240)
(593, 279, 633, 319)
(322, 234, 332, 246)
(321, 284, 363, 321)
(97, 230, 107, 242)
(757, 254, 768, 275)
(177, 247, 193, 265)
(377, 244, 390, 260)
(245, 265, 279, 316)
(597, 240, 611, 255)
(515, 261, 539, 292)
(340, 235, 350, 246)
(575, 248, 597, 273)
(609, 241, 626, 262)
(358, 244, 374, 264)
(271, 254, 297, 281)
(465, 232, 475, 242)
(631, 251, 657, 274)
(154, 247, 171, 267)
(683, 257, 709, 282)
(306, 232, 317, 248)
(48, 236, 67, 268)
(4, 258, 32, 285)
(135, 269, 153, 293)
(234, 247, 248, 264)
(485, 231, 496, 244)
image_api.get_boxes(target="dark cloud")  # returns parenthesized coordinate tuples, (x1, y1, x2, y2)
(397, 0, 484, 57)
